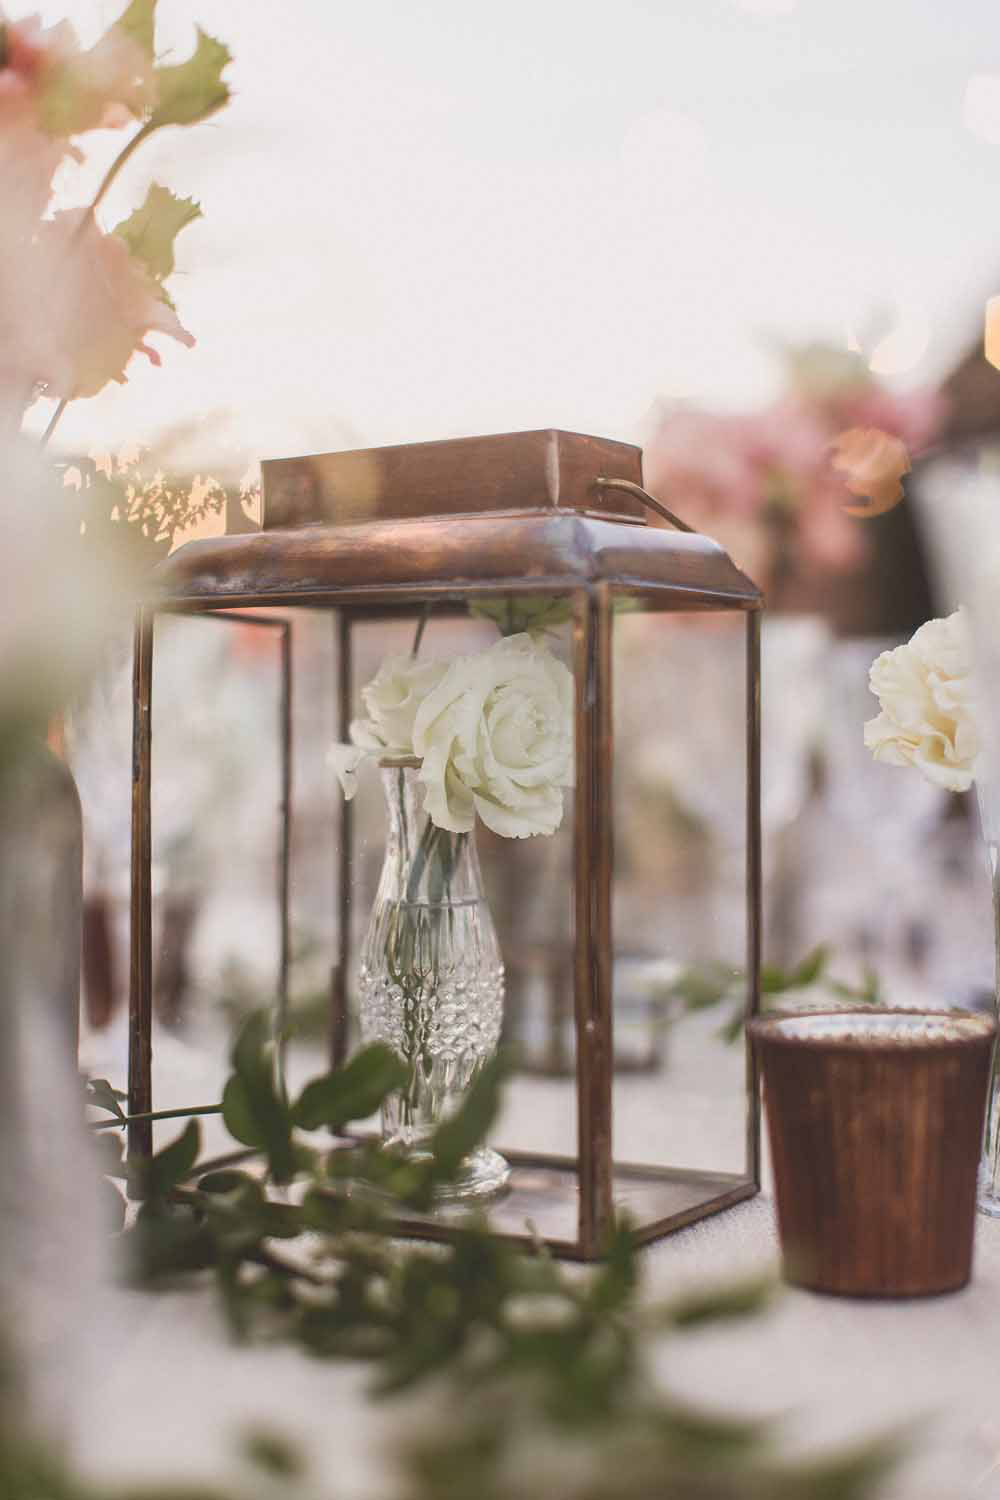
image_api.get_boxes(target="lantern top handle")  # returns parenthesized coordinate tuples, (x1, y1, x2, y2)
(591, 477, 695, 535)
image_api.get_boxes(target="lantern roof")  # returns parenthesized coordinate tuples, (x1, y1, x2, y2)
(154, 430, 761, 609)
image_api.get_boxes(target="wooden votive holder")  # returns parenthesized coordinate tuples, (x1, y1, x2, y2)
(749, 1009, 996, 1297)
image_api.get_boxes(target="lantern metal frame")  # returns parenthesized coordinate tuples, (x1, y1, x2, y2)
(129, 432, 762, 1260)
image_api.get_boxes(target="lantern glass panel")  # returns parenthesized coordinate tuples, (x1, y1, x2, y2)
(610, 602, 750, 1186)
(147, 610, 288, 1149)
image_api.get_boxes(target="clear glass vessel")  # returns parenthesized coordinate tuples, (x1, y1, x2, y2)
(358, 760, 508, 1200)
(979, 838, 1000, 1216)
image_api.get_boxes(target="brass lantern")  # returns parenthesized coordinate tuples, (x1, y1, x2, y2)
(129, 430, 762, 1259)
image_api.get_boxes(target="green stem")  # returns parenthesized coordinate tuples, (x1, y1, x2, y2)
(74, 119, 155, 242)
(90, 1103, 224, 1132)
(411, 603, 432, 658)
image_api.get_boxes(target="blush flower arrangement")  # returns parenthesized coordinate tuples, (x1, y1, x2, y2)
(332, 629, 574, 1196)
(0, 0, 233, 739)
(644, 341, 945, 608)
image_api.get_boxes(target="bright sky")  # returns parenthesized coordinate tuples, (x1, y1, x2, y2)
(26, 0, 1000, 473)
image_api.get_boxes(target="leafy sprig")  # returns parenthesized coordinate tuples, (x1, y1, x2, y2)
(74, 1011, 904, 1500)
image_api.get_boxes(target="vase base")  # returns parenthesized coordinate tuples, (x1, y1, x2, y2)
(432, 1146, 511, 1203)
(978, 1192, 1000, 1217)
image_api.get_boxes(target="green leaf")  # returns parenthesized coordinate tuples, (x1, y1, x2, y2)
(223, 1012, 295, 1183)
(144, 1119, 201, 1199)
(761, 945, 828, 995)
(197, 1168, 260, 1195)
(587, 1217, 638, 1314)
(114, 0, 156, 56)
(222, 1075, 265, 1147)
(241, 1428, 306, 1480)
(429, 1051, 508, 1183)
(294, 1044, 408, 1132)
(113, 183, 201, 288)
(86, 1077, 127, 1121)
(150, 28, 232, 129)
(124, 1206, 216, 1283)
(658, 1273, 775, 1330)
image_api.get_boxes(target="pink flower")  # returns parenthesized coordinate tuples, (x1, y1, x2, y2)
(0, 208, 194, 403)
(645, 405, 760, 520)
(1, 13, 154, 137)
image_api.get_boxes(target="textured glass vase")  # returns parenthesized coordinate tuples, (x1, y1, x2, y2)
(358, 760, 508, 1200)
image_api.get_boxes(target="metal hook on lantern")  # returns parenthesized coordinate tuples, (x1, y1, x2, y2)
(592, 476, 696, 534)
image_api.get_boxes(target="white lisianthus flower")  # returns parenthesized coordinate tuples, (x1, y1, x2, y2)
(864, 611, 979, 792)
(413, 633, 573, 838)
(350, 653, 449, 756)
(327, 652, 448, 799)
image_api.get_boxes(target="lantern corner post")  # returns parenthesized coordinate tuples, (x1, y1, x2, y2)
(572, 584, 615, 1257)
(128, 605, 155, 1168)
(331, 606, 354, 1071)
(745, 605, 763, 1190)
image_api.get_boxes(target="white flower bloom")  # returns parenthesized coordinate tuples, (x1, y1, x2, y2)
(413, 633, 574, 838)
(350, 653, 449, 756)
(864, 611, 979, 792)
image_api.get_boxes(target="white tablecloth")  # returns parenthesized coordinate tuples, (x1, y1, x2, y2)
(72, 1191, 1000, 1500)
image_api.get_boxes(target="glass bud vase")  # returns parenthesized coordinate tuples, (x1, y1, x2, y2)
(358, 759, 509, 1200)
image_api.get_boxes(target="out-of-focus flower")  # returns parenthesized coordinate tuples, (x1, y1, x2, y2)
(643, 340, 945, 594)
(414, 634, 574, 839)
(0, 207, 194, 401)
(864, 611, 979, 792)
(830, 427, 911, 516)
(0, 437, 123, 742)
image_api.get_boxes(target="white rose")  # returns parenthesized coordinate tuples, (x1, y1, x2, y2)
(413, 633, 574, 838)
(327, 652, 447, 799)
(350, 653, 449, 755)
(863, 611, 979, 791)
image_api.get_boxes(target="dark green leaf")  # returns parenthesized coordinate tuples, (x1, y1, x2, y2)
(294, 1044, 407, 1132)
(197, 1168, 260, 1195)
(222, 1075, 265, 1147)
(141, 1119, 201, 1200)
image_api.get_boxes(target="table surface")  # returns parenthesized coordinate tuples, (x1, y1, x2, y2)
(71, 1185, 1000, 1500)
(74, 1001, 1000, 1500)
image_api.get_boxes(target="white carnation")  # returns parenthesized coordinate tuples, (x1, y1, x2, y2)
(413, 633, 574, 838)
(864, 611, 979, 792)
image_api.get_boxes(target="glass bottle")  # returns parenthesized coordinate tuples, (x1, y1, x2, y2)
(358, 759, 508, 1200)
